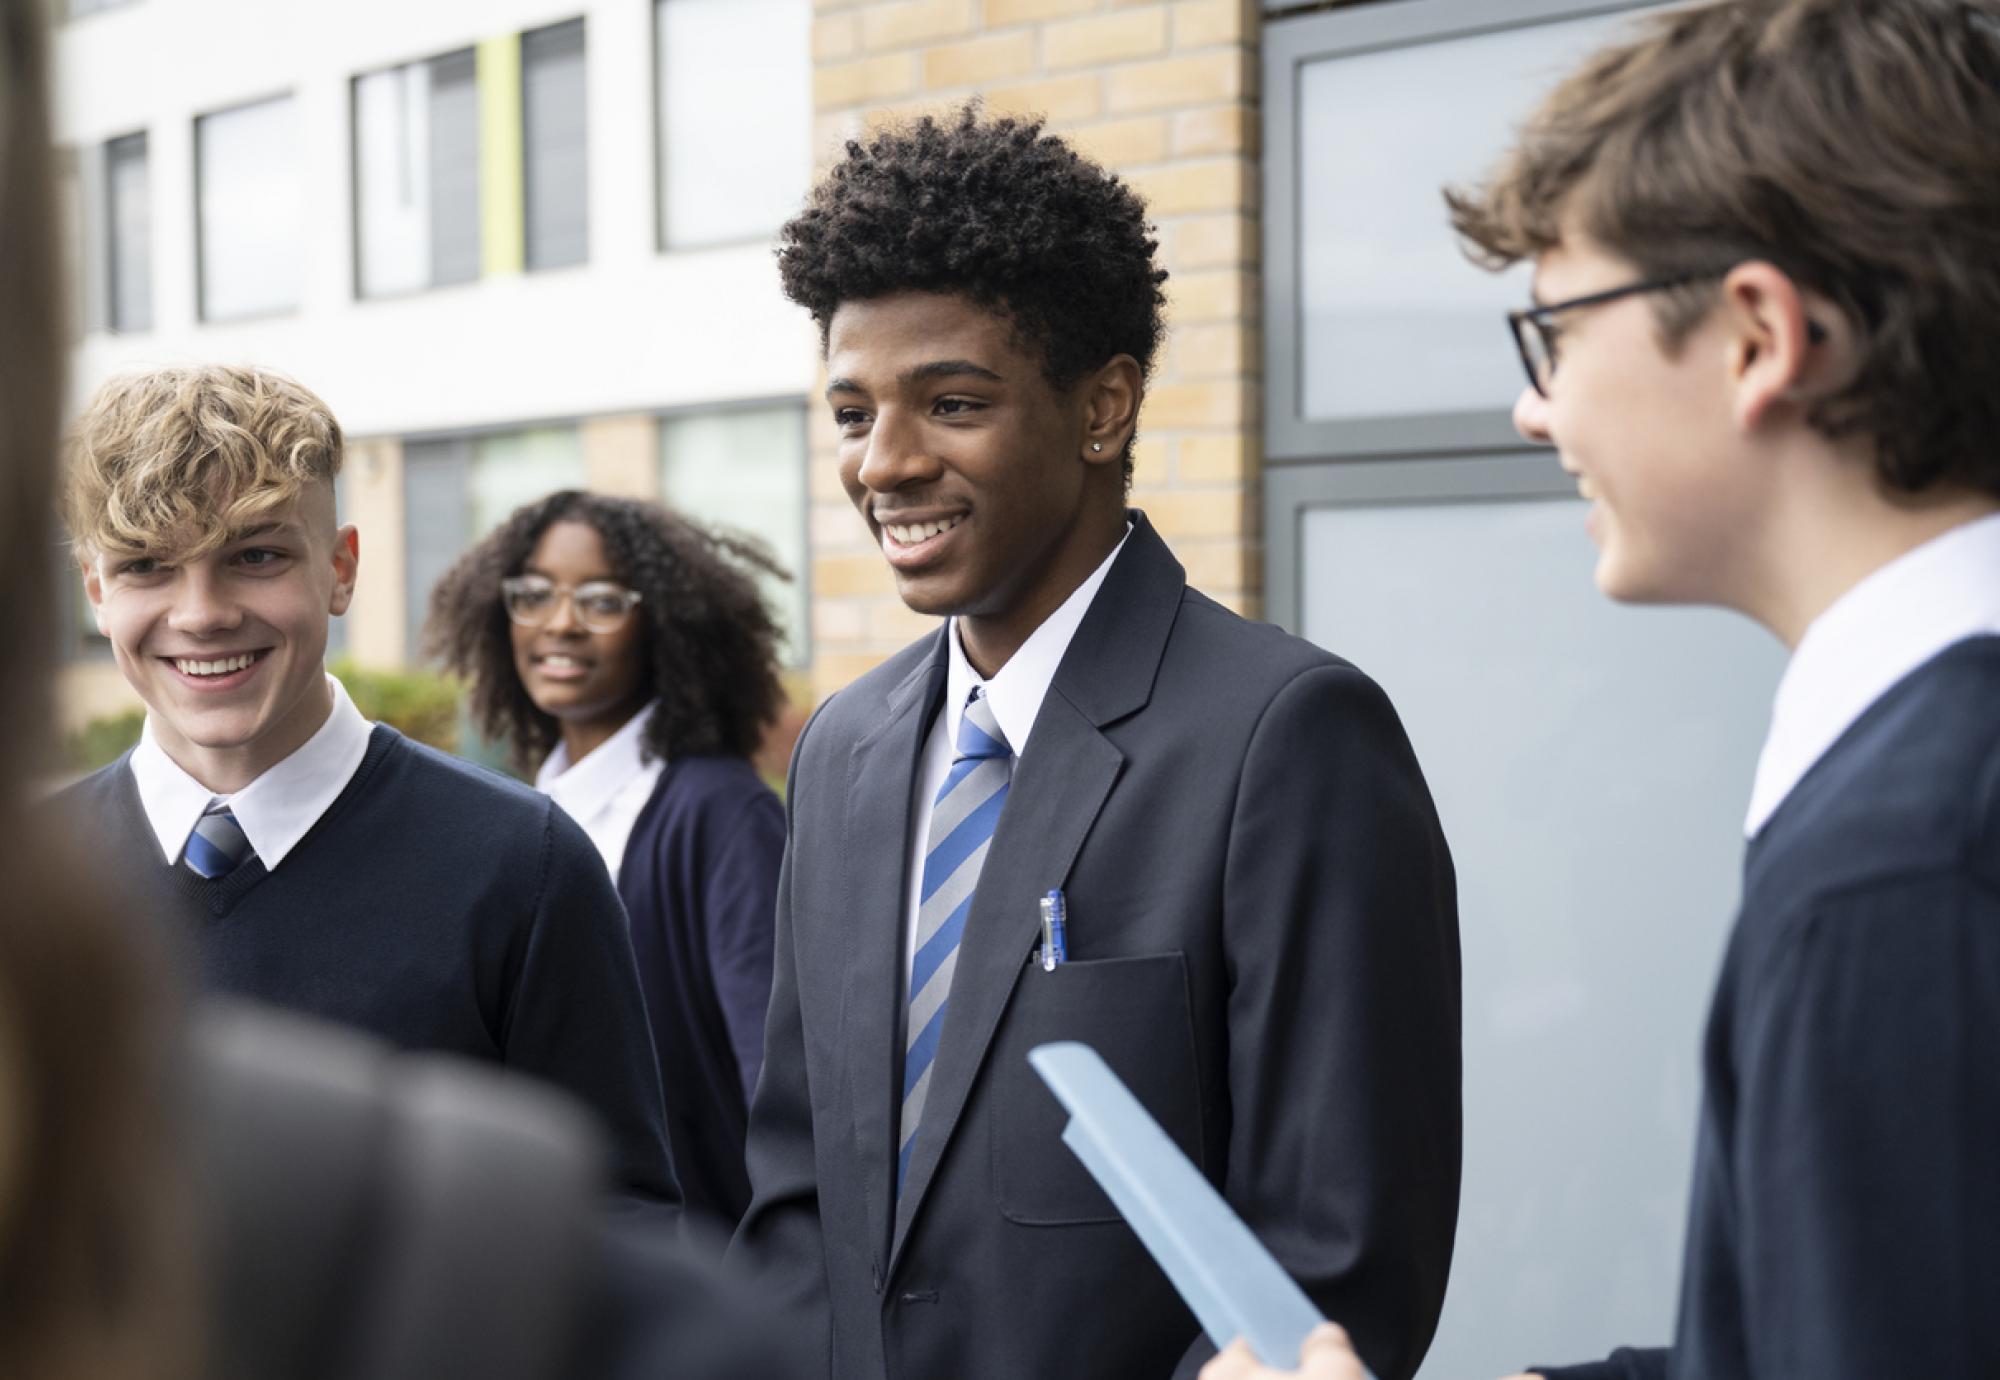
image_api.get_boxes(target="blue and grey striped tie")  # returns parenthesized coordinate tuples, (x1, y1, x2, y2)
(184, 804, 254, 880)
(900, 688, 1012, 1193)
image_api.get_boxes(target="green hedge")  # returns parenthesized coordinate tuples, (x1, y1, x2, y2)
(62, 661, 465, 773)
(330, 660, 461, 754)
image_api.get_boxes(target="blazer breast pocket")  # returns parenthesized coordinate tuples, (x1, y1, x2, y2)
(989, 951, 1202, 1226)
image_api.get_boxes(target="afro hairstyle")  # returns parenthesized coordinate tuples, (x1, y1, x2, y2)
(777, 104, 1168, 482)
(424, 490, 789, 775)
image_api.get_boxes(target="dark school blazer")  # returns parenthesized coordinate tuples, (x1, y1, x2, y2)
(732, 512, 1463, 1380)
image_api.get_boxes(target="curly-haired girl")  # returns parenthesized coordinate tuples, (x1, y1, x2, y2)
(427, 490, 789, 1225)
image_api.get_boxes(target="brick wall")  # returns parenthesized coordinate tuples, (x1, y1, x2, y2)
(805, 0, 1263, 701)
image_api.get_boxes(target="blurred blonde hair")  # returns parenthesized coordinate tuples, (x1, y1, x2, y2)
(63, 364, 344, 561)
(2, 1, 199, 1376)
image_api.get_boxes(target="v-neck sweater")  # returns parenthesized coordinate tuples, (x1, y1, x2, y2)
(56, 725, 678, 1210)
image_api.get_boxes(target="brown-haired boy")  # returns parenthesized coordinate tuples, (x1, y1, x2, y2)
(1205, 2, 2000, 1378)
(56, 364, 679, 1211)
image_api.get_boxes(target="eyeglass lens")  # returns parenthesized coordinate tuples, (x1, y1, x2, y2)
(503, 577, 638, 632)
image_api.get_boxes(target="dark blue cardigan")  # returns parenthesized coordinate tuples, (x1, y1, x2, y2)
(617, 754, 784, 1227)
(1539, 635, 2000, 1380)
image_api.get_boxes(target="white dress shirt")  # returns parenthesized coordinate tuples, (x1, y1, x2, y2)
(1746, 511, 2000, 837)
(131, 674, 375, 869)
(535, 700, 665, 877)
(899, 524, 1133, 993)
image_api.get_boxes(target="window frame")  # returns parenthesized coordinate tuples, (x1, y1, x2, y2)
(521, 16, 591, 273)
(1261, 0, 1665, 466)
(193, 90, 304, 325)
(651, 0, 811, 254)
(653, 394, 813, 666)
(102, 129, 151, 334)
(348, 45, 483, 303)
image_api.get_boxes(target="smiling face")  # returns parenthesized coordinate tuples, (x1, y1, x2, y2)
(508, 519, 650, 755)
(1512, 232, 1766, 608)
(825, 290, 1130, 674)
(84, 480, 357, 793)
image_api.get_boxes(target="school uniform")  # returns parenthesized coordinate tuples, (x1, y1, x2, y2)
(1538, 514, 2000, 1380)
(539, 704, 783, 1225)
(734, 513, 1462, 1380)
(56, 676, 678, 1209)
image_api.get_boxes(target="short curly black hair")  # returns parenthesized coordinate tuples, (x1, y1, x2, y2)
(778, 104, 1168, 482)
(424, 491, 789, 775)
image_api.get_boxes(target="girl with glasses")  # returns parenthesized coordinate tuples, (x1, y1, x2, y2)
(428, 490, 791, 1228)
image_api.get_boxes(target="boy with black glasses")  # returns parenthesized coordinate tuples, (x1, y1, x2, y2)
(1207, 1, 2000, 1378)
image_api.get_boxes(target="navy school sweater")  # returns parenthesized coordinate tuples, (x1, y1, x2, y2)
(1539, 635, 2000, 1380)
(616, 755, 784, 1228)
(57, 724, 679, 1210)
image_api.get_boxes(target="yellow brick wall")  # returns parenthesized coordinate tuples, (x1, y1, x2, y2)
(806, 0, 1262, 703)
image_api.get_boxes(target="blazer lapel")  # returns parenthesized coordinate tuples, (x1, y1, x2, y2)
(888, 512, 1186, 1264)
(839, 635, 947, 1273)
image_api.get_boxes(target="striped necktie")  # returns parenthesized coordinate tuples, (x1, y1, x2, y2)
(184, 804, 255, 880)
(900, 688, 1012, 1193)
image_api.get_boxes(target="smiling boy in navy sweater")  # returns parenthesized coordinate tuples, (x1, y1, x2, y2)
(56, 364, 677, 1211)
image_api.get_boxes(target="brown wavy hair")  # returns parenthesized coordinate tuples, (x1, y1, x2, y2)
(425, 490, 789, 774)
(1446, 0, 2000, 500)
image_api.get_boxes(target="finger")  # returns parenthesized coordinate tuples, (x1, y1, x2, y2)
(1199, 1338, 1259, 1380)
(1299, 1322, 1353, 1356)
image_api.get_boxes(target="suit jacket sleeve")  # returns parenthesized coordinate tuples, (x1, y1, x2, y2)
(702, 783, 786, 1106)
(1531, 1350, 1670, 1380)
(729, 705, 834, 1365)
(1177, 664, 1461, 1380)
(507, 800, 680, 1213)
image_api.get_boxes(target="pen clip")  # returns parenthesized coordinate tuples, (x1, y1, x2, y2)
(1039, 889, 1067, 971)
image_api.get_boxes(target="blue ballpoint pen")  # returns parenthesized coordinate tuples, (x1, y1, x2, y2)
(1039, 889, 1068, 970)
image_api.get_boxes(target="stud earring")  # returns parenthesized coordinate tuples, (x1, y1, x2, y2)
(1091, 442, 1103, 452)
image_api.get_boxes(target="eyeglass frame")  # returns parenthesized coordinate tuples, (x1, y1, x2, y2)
(1507, 269, 1828, 400)
(499, 574, 645, 634)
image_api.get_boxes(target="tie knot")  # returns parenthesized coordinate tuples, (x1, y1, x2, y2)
(954, 690, 1010, 761)
(185, 804, 255, 880)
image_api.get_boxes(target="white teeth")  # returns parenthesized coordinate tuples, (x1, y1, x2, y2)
(176, 652, 255, 676)
(884, 515, 965, 545)
(540, 655, 585, 669)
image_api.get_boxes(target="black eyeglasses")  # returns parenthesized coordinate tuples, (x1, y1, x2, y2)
(500, 575, 643, 633)
(1507, 274, 1715, 399)
(1508, 271, 1829, 398)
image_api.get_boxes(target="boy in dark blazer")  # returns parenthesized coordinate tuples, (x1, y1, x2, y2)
(730, 108, 1462, 1380)
(1208, 4, 2000, 1380)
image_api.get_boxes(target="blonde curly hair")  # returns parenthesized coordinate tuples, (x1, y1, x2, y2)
(63, 364, 343, 561)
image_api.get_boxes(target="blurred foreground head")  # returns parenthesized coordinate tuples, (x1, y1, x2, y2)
(0, 1, 197, 1375)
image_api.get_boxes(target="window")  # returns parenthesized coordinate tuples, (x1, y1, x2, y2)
(522, 19, 588, 271)
(655, 0, 810, 248)
(1266, 1, 1671, 459)
(658, 403, 809, 663)
(104, 132, 151, 332)
(196, 95, 304, 321)
(401, 426, 585, 661)
(66, 0, 140, 18)
(1261, 4, 1734, 1375)
(354, 49, 481, 297)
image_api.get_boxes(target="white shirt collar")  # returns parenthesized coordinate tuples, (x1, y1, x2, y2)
(536, 700, 661, 819)
(1746, 511, 2000, 837)
(942, 523, 1133, 756)
(130, 674, 375, 868)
